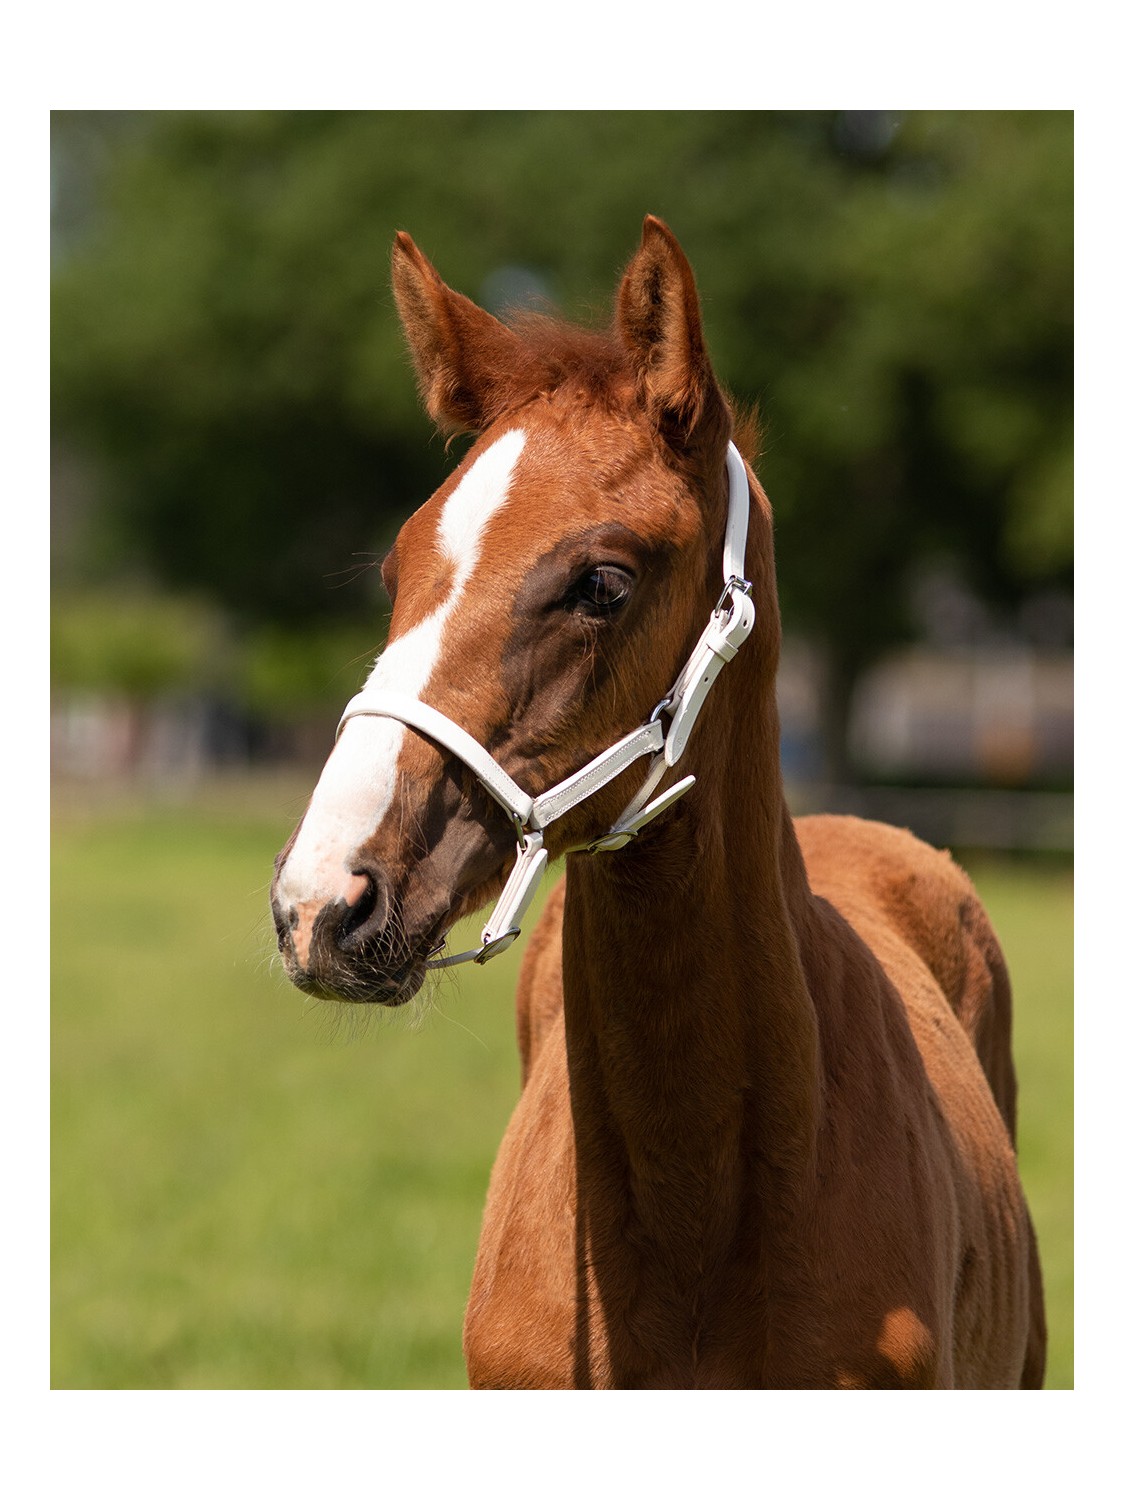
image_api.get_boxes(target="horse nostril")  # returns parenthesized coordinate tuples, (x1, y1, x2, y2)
(278, 905, 298, 950)
(336, 870, 387, 948)
(269, 892, 297, 952)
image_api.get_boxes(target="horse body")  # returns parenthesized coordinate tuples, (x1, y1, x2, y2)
(271, 217, 1044, 1388)
(473, 815, 1043, 1388)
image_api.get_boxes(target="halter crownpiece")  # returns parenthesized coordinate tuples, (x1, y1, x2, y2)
(336, 440, 756, 967)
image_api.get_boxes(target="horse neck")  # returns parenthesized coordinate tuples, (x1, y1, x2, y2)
(560, 592, 822, 1253)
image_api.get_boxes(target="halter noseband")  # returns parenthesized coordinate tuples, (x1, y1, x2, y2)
(335, 441, 756, 968)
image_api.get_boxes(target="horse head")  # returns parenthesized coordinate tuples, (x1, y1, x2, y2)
(270, 217, 773, 1004)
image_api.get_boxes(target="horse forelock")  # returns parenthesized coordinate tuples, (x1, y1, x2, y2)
(479, 307, 754, 449)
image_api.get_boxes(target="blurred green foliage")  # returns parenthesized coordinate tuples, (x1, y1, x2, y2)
(50, 589, 229, 700)
(50, 590, 385, 714)
(51, 111, 1072, 743)
(239, 618, 386, 717)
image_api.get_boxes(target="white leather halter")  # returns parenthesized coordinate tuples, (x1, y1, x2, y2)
(336, 441, 756, 968)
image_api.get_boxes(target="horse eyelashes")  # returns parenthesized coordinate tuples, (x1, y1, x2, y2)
(570, 566, 633, 615)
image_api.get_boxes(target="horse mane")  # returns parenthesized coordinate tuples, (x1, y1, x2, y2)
(506, 309, 631, 405)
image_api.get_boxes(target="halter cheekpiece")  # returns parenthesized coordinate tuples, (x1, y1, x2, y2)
(335, 441, 756, 968)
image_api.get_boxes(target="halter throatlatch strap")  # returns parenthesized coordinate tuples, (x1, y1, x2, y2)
(335, 441, 756, 967)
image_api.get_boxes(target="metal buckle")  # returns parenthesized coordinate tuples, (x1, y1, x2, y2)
(474, 929, 521, 963)
(715, 575, 753, 620)
(510, 811, 530, 851)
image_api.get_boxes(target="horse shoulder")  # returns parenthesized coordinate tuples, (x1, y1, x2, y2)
(467, 961, 577, 1387)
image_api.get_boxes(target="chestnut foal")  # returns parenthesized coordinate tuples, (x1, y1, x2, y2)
(271, 218, 1045, 1388)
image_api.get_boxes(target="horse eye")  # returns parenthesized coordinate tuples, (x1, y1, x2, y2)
(573, 566, 632, 615)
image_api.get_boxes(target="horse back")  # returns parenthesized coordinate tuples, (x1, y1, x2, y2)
(795, 813, 1018, 1138)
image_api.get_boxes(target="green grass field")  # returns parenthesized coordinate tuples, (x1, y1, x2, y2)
(51, 778, 1073, 1388)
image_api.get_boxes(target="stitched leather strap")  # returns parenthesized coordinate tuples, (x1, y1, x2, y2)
(662, 580, 755, 765)
(337, 691, 535, 828)
(529, 720, 666, 828)
(336, 695, 666, 837)
(722, 441, 750, 587)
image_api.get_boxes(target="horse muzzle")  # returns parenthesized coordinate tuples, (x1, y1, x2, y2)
(270, 860, 451, 1006)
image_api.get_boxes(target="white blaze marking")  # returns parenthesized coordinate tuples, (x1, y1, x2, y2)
(277, 428, 527, 924)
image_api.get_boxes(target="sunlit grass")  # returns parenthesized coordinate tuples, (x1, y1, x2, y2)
(51, 782, 1072, 1388)
(52, 783, 522, 1389)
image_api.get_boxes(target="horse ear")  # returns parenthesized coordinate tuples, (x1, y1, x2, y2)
(615, 216, 729, 453)
(391, 232, 535, 434)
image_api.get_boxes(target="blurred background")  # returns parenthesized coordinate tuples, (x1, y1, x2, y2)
(51, 110, 1073, 1388)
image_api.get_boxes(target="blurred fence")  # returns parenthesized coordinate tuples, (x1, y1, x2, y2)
(787, 783, 1073, 855)
(50, 692, 328, 788)
(775, 641, 1072, 852)
(51, 638, 1073, 853)
(848, 646, 1072, 787)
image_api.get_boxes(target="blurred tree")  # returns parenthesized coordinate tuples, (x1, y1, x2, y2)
(50, 589, 229, 701)
(51, 110, 1072, 775)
